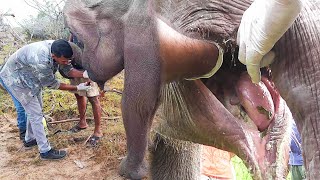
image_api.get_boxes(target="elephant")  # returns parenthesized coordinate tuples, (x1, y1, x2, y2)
(63, 0, 320, 179)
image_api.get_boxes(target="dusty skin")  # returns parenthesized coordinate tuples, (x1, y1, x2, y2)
(0, 115, 128, 180)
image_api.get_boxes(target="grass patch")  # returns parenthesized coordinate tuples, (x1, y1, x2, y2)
(231, 156, 253, 180)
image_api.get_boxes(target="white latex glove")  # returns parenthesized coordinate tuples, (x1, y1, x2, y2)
(76, 82, 92, 91)
(237, 0, 302, 83)
(83, 70, 89, 78)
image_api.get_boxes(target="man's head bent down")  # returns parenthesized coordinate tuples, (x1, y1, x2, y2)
(51, 39, 73, 65)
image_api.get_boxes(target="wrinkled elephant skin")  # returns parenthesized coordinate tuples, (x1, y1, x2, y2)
(64, 0, 320, 179)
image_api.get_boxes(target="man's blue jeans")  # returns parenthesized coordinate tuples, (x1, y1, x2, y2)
(0, 77, 27, 132)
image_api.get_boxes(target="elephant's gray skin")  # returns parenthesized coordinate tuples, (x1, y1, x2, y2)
(269, 1, 320, 179)
(63, 0, 320, 179)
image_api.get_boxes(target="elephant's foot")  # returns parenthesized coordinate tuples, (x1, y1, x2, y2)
(119, 156, 148, 180)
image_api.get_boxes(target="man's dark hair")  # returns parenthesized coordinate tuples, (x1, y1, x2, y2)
(51, 39, 73, 58)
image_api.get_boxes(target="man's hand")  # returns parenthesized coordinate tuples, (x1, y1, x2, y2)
(237, 0, 302, 83)
(76, 82, 92, 91)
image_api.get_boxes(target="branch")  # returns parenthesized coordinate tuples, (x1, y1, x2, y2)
(48, 116, 121, 124)
(8, 27, 26, 43)
(104, 88, 123, 95)
(1, 13, 15, 17)
(23, 0, 43, 13)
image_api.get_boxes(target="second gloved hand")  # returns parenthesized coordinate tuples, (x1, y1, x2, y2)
(76, 82, 92, 91)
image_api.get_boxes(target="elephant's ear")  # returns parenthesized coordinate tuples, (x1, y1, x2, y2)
(64, 0, 100, 51)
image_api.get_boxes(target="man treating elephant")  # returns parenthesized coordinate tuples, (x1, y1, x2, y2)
(0, 39, 91, 160)
(237, 0, 302, 83)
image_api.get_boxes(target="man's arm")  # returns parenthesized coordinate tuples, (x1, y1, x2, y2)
(58, 83, 78, 91)
(59, 64, 89, 79)
(67, 68, 86, 78)
(61, 42, 89, 79)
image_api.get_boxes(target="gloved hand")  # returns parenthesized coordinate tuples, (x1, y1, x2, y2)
(76, 82, 92, 91)
(83, 70, 89, 78)
(237, 0, 302, 83)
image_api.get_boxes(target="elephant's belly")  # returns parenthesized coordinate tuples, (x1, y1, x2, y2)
(157, 18, 220, 82)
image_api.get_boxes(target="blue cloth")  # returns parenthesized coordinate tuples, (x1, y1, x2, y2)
(289, 121, 304, 165)
(0, 77, 27, 132)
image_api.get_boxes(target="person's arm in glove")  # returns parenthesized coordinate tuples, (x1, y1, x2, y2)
(58, 82, 92, 91)
(237, 0, 302, 83)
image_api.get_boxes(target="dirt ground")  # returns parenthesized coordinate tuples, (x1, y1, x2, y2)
(0, 114, 128, 180)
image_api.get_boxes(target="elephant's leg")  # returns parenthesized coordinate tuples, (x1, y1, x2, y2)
(150, 133, 201, 180)
(119, 37, 160, 179)
(119, 0, 161, 179)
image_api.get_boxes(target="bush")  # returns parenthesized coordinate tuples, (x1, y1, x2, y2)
(21, 0, 69, 40)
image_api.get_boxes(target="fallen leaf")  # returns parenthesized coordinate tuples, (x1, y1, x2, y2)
(74, 160, 84, 169)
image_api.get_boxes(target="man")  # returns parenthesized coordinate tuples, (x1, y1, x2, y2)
(0, 39, 91, 160)
(60, 34, 103, 146)
(289, 121, 306, 180)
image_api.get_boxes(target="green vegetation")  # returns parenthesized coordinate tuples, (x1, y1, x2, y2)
(0, 44, 17, 65)
(231, 156, 253, 180)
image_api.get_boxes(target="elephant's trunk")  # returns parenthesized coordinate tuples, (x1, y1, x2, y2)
(157, 18, 220, 82)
